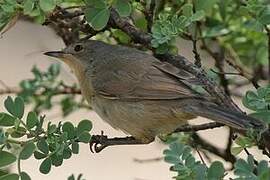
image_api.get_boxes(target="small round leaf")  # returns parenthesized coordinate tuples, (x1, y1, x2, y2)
(20, 172, 31, 180)
(114, 0, 131, 17)
(37, 138, 49, 155)
(62, 122, 75, 139)
(85, 7, 110, 30)
(0, 113, 16, 127)
(39, 0, 56, 12)
(77, 120, 92, 135)
(26, 112, 39, 129)
(19, 142, 36, 160)
(51, 154, 63, 167)
(0, 151, 17, 168)
(78, 132, 91, 143)
(34, 151, 47, 160)
(39, 158, 52, 174)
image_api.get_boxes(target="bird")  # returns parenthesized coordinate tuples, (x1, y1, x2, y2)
(44, 40, 265, 152)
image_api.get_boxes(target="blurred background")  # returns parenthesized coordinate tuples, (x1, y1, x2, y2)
(0, 20, 266, 180)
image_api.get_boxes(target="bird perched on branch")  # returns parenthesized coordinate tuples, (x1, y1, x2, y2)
(44, 40, 265, 152)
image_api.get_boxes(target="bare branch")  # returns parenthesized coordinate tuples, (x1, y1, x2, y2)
(173, 122, 224, 133)
(0, 87, 81, 96)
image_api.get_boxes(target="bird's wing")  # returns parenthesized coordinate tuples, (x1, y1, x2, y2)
(91, 47, 200, 100)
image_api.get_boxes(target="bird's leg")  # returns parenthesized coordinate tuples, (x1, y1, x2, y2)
(89, 132, 147, 153)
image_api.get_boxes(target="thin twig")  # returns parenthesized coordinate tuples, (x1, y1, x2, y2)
(192, 38, 202, 67)
(243, 148, 258, 165)
(191, 133, 236, 164)
(133, 157, 163, 163)
(224, 44, 260, 88)
(196, 148, 206, 165)
(0, 87, 81, 95)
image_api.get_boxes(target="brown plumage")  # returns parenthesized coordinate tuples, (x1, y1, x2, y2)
(44, 40, 264, 144)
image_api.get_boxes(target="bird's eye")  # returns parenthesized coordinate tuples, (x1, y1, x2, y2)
(74, 44, 84, 52)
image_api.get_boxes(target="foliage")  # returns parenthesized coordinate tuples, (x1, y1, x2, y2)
(243, 86, 270, 123)
(0, 96, 92, 179)
(151, 6, 205, 53)
(164, 141, 270, 180)
(18, 64, 88, 116)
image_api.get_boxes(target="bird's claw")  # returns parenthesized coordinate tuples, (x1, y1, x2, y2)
(89, 133, 109, 153)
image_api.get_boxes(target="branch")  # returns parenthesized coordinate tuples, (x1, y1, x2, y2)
(109, 9, 152, 47)
(141, 0, 156, 32)
(191, 133, 236, 163)
(173, 122, 224, 133)
(224, 44, 260, 89)
(265, 26, 270, 84)
(0, 87, 81, 95)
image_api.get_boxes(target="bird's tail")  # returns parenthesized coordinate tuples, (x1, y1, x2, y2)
(182, 100, 266, 130)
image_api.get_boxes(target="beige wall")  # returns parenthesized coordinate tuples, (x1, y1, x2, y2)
(0, 20, 265, 180)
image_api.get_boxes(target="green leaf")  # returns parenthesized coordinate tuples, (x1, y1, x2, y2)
(23, 0, 35, 15)
(194, 0, 218, 12)
(4, 96, 24, 119)
(0, 151, 17, 168)
(62, 122, 75, 139)
(71, 142, 79, 154)
(202, 26, 230, 38)
(26, 112, 39, 129)
(190, 10, 205, 22)
(258, 6, 270, 25)
(207, 161, 225, 179)
(37, 138, 49, 155)
(78, 132, 91, 143)
(85, 0, 106, 8)
(39, 0, 56, 12)
(114, 0, 132, 17)
(231, 146, 243, 156)
(182, 4, 193, 17)
(68, 175, 75, 180)
(10, 127, 27, 138)
(0, 113, 16, 126)
(1, 4, 15, 13)
(20, 172, 31, 180)
(51, 154, 63, 167)
(234, 158, 255, 177)
(34, 151, 47, 159)
(63, 147, 72, 159)
(39, 158, 52, 174)
(250, 111, 270, 124)
(112, 29, 131, 44)
(48, 63, 60, 76)
(19, 142, 36, 160)
(77, 119, 92, 135)
(47, 124, 57, 134)
(0, 173, 19, 180)
(85, 7, 110, 30)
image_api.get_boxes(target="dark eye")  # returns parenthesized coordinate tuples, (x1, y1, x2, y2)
(74, 44, 84, 52)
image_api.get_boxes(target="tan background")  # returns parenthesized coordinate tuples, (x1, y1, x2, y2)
(0, 20, 266, 180)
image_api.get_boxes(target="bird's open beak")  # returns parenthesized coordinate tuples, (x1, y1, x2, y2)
(44, 51, 66, 58)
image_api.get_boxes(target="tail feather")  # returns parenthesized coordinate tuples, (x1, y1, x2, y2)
(183, 100, 266, 130)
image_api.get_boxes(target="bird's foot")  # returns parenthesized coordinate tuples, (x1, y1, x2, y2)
(89, 131, 143, 153)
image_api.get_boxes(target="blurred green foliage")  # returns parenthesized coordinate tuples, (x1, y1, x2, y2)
(0, 96, 92, 179)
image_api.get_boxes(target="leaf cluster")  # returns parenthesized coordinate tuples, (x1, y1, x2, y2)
(0, 96, 92, 179)
(164, 141, 270, 180)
